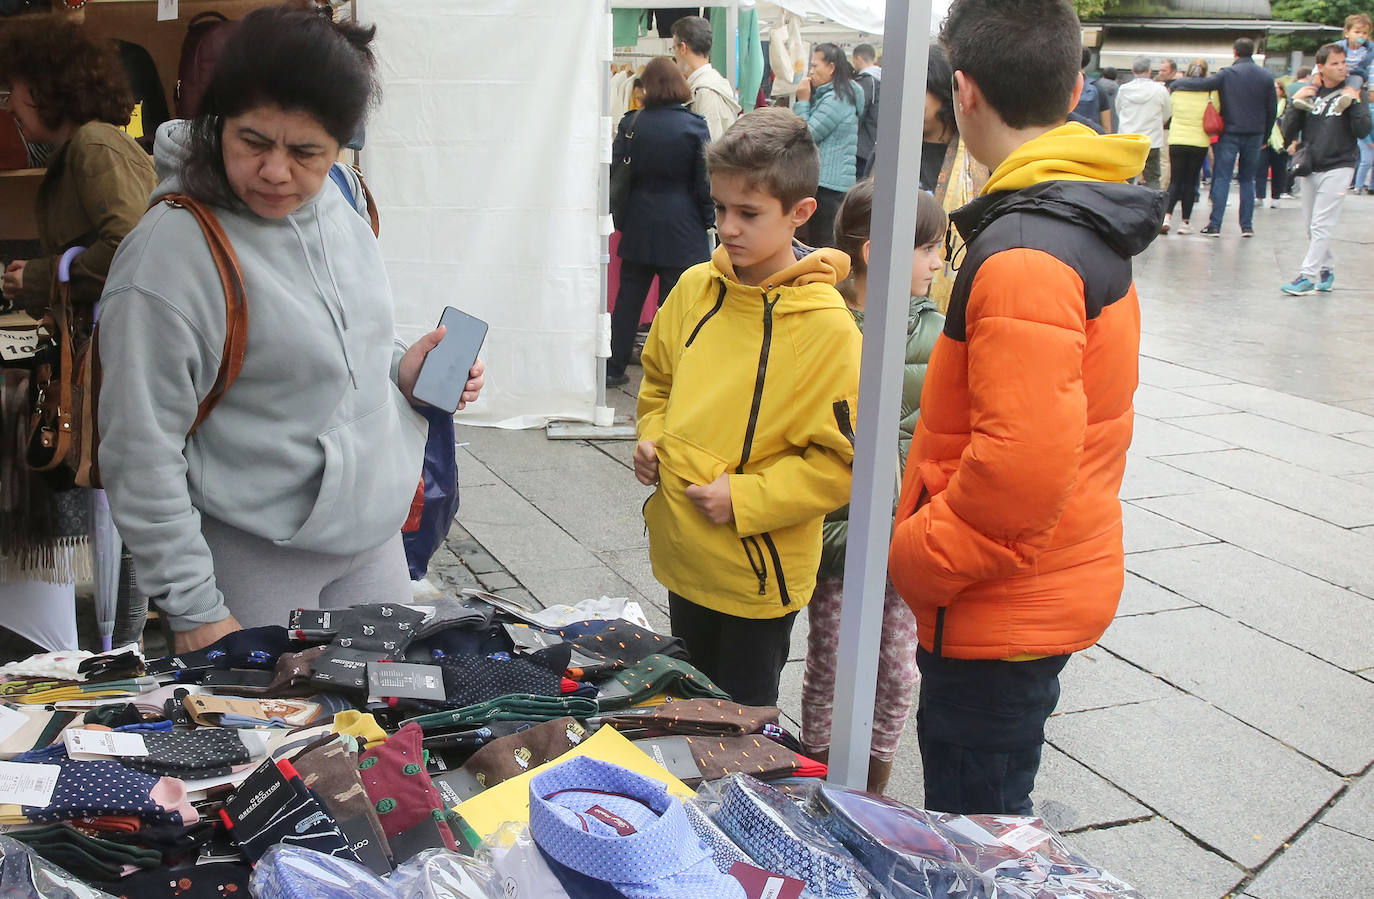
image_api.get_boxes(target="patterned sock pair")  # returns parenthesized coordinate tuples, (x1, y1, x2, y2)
(220, 759, 359, 864)
(356, 723, 457, 851)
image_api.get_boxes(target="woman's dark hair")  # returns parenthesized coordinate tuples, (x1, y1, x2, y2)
(0, 17, 134, 130)
(813, 43, 858, 107)
(927, 44, 957, 140)
(183, 4, 379, 202)
(834, 179, 949, 298)
(641, 57, 691, 107)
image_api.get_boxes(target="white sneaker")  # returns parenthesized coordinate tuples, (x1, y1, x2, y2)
(1176, 221, 1193, 235)
(1266, 199, 1277, 208)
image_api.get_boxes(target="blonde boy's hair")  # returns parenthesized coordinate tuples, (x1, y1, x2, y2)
(1346, 13, 1372, 31)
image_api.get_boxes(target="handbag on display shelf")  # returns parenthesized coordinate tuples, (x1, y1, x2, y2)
(25, 195, 247, 488)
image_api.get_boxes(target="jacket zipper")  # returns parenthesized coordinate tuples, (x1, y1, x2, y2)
(760, 533, 791, 606)
(684, 281, 727, 348)
(735, 292, 790, 603)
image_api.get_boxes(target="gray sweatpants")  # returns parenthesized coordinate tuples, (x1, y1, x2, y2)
(1298, 167, 1354, 281)
(201, 515, 411, 629)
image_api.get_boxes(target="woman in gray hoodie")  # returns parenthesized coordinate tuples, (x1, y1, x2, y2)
(97, 6, 483, 652)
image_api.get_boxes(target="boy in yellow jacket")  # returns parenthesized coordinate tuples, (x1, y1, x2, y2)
(633, 107, 863, 706)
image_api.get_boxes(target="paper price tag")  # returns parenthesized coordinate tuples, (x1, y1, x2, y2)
(64, 729, 149, 758)
(999, 821, 1051, 854)
(728, 862, 804, 899)
(0, 705, 30, 744)
(0, 328, 43, 362)
(0, 761, 60, 807)
(156, 0, 178, 22)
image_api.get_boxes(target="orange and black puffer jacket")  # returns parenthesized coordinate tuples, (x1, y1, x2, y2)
(888, 124, 1164, 660)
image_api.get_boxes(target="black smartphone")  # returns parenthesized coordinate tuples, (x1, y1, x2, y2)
(411, 306, 487, 413)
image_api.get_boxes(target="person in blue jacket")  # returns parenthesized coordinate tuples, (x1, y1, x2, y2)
(606, 57, 714, 387)
(793, 42, 863, 248)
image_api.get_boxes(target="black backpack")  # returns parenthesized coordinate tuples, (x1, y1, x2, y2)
(1071, 77, 1101, 123)
(856, 71, 880, 155)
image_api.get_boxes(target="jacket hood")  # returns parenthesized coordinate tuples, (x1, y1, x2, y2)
(982, 122, 1149, 194)
(150, 119, 332, 215)
(150, 119, 193, 203)
(709, 242, 852, 312)
(954, 124, 1165, 257)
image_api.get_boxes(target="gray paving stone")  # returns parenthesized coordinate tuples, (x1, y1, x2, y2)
(1336, 429, 1374, 449)
(454, 481, 601, 579)
(1136, 357, 1232, 389)
(476, 571, 519, 592)
(1160, 449, 1374, 527)
(1117, 572, 1198, 616)
(500, 451, 653, 553)
(595, 549, 663, 605)
(1133, 383, 1235, 420)
(514, 565, 645, 610)
(1177, 382, 1374, 435)
(789, 604, 810, 663)
(639, 598, 673, 636)
(1102, 608, 1374, 774)
(1032, 745, 1150, 833)
(1337, 397, 1374, 417)
(1130, 415, 1234, 457)
(1356, 525, 1374, 538)
(1135, 492, 1374, 599)
(777, 658, 804, 731)
(884, 729, 925, 811)
(1121, 501, 1217, 553)
(1320, 772, 1374, 841)
(1046, 695, 1344, 868)
(459, 423, 580, 473)
(454, 446, 500, 487)
(1119, 455, 1223, 501)
(590, 439, 636, 470)
(458, 549, 504, 575)
(1056, 645, 1179, 714)
(1246, 824, 1374, 899)
(1169, 412, 1374, 475)
(1124, 543, 1374, 671)
(1067, 818, 1245, 899)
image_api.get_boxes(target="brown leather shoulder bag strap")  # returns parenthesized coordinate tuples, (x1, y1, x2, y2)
(157, 193, 248, 437)
(349, 165, 381, 237)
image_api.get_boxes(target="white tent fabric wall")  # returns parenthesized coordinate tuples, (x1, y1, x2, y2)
(359, 0, 605, 428)
(767, 0, 886, 34)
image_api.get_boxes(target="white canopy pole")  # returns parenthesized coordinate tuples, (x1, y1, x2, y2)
(827, 0, 931, 789)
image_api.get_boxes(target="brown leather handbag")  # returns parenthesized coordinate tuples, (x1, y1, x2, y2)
(26, 193, 248, 488)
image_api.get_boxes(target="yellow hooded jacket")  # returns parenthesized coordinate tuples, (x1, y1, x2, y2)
(638, 244, 863, 619)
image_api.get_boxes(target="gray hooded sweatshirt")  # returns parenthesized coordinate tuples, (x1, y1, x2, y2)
(97, 122, 426, 631)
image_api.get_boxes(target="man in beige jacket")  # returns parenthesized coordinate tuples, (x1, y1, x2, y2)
(671, 15, 742, 142)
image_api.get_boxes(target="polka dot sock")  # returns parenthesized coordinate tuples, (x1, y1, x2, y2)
(355, 723, 457, 851)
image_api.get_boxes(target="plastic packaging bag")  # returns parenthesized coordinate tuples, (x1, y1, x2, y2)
(930, 813, 1142, 898)
(477, 824, 571, 899)
(249, 844, 395, 899)
(0, 836, 117, 899)
(390, 848, 501, 899)
(802, 782, 997, 899)
(696, 774, 885, 899)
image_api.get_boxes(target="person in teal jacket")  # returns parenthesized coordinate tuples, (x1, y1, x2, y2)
(794, 42, 863, 247)
(800, 181, 947, 796)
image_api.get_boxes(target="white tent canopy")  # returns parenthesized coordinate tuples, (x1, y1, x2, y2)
(768, 0, 886, 34)
(360, 0, 605, 429)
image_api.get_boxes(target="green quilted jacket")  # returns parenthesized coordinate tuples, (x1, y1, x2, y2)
(819, 296, 944, 575)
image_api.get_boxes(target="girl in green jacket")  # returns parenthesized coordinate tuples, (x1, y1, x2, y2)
(801, 181, 946, 795)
